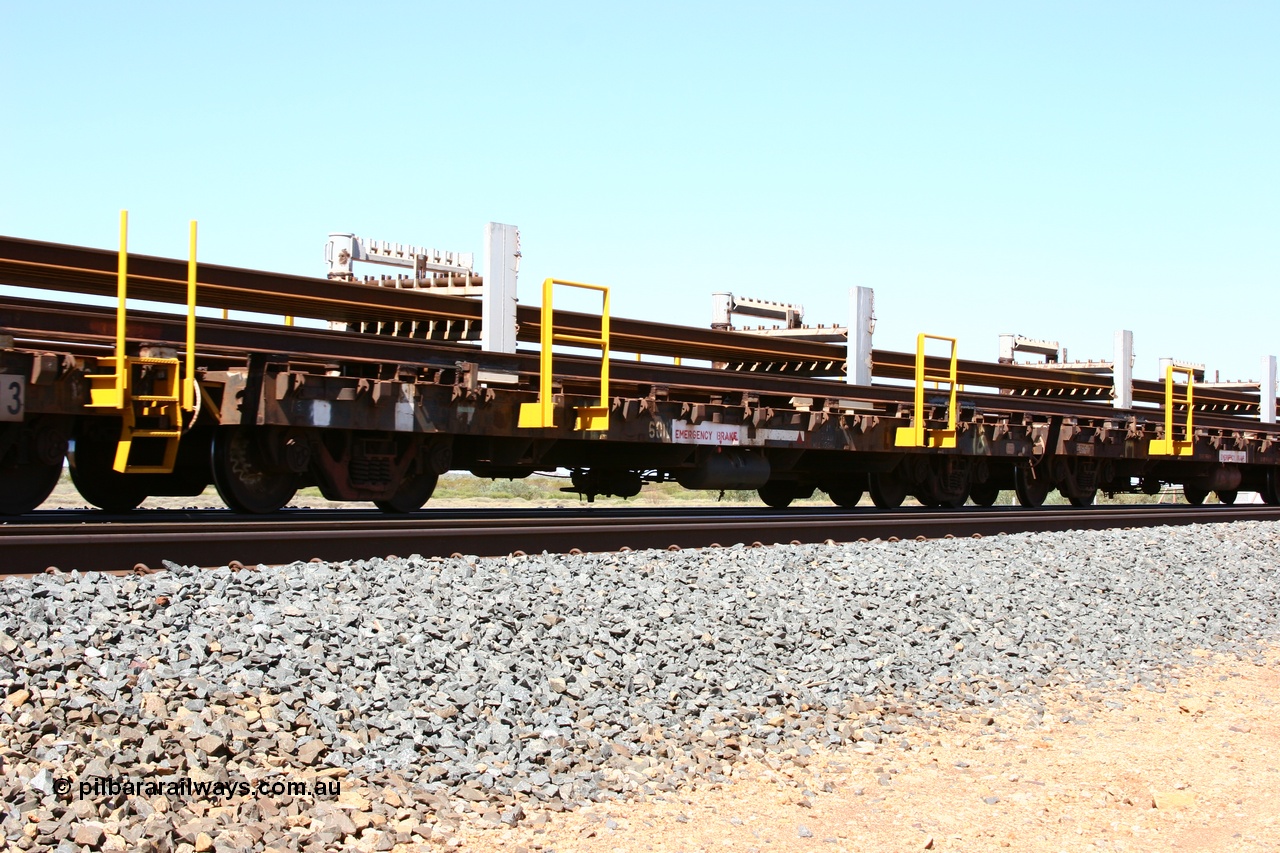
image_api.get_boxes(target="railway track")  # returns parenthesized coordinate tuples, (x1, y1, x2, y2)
(3, 504, 1274, 575)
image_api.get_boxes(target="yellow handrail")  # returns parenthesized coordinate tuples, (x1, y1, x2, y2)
(184, 220, 197, 411)
(113, 210, 129, 407)
(90, 212, 195, 473)
(1149, 364, 1195, 456)
(518, 277, 610, 431)
(894, 333, 958, 448)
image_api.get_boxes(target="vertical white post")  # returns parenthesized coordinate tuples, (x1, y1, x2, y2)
(1262, 355, 1277, 424)
(1113, 330, 1133, 409)
(482, 222, 519, 354)
(998, 334, 1016, 363)
(848, 286, 874, 386)
(711, 292, 733, 330)
(325, 233, 356, 279)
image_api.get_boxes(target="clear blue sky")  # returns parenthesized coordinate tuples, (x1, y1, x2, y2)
(3, 2, 1276, 382)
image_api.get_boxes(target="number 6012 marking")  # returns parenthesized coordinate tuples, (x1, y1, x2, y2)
(0, 375, 25, 421)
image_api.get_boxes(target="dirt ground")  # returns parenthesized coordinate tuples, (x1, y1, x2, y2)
(434, 647, 1280, 853)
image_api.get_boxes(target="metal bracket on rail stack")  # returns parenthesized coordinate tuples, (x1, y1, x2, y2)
(711, 292, 849, 342)
(325, 223, 521, 359)
(85, 212, 196, 474)
(325, 233, 477, 288)
(998, 334, 1061, 364)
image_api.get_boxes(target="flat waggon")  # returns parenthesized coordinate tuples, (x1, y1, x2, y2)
(1, 218, 1276, 515)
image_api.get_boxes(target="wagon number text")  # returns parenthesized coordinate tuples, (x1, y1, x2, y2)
(0, 375, 24, 421)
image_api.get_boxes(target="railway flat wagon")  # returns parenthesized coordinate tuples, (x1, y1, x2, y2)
(2, 216, 1278, 515)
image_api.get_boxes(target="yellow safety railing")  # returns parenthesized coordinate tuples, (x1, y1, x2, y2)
(518, 278, 610, 431)
(88, 211, 198, 473)
(894, 333, 958, 448)
(184, 221, 197, 411)
(1148, 364, 1195, 456)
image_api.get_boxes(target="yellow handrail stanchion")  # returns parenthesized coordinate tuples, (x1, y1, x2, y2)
(90, 210, 130, 409)
(184, 220, 197, 412)
(894, 333, 958, 448)
(114, 210, 128, 407)
(519, 278, 610, 431)
(1149, 364, 1196, 456)
(90, 211, 187, 473)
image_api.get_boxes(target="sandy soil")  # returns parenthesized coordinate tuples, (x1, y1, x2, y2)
(432, 647, 1280, 853)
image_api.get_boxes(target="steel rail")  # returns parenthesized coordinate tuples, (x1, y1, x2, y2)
(3, 295, 1275, 433)
(5, 235, 1272, 415)
(0, 236, 840, 365)
(1, 504, 1275, 575)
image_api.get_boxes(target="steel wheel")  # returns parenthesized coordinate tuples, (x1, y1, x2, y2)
(375, 470, 439, 513)
(1215, 489, 1238, 506)
(211, 427, 297, 514)
(757, 482, 795, 508)
(869, 469, 909, 509)
(1014, 466, 1051, 508)
(69, 426, 148, 512)
(1263, 468, 1280, 506)
(826, 484, 864, 508)
(969, 481, 1000, 507)
(0, 458, 60, 515)
(1182, 485, 1208, 505)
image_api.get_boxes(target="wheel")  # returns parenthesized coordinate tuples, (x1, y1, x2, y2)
(1014, 466, 1051, 508)
(1215, 490, 1238, 506)
(0, 421, 66, 515)
(826, 484, 864, 508)
(1182, 485, 1207, 505)
(869, 469, 909, 509)
(0, 425, 63, 514)
(1067, 490, 1097, 507)
(69, 425, 148, 512)
(211, 427, 298, 514)
(969, 480, 1000, 507)
(375, 470, 439, 513)
(757, 482, 795, 508)
(0, 458, 61, 515)
(1263, 469, 1280, 506)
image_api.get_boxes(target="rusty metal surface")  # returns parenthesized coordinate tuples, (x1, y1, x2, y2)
(6, 236, 1267, 415)
(0, 236, 839, 368)
(2, 504, 1275, 575)
(3, 295, 1276, 445)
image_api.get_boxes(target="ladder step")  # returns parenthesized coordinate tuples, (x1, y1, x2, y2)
(132, 395, 180, 402)
(128, 430, 183, 439)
